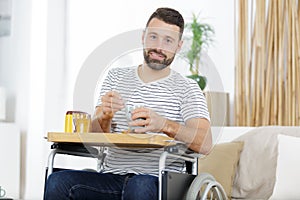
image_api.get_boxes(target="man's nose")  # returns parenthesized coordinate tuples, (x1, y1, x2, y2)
(154, 38, 164, 50)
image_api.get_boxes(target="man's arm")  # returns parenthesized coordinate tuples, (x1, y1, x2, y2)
(130, 107, 212, 154)
(91, 106, 113, 132)
(161, 118, 212, 154)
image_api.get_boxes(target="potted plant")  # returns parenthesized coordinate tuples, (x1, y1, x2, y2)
(184, 13, 215, 90)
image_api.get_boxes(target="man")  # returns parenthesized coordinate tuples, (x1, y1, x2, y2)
(44, 7, 212, 200)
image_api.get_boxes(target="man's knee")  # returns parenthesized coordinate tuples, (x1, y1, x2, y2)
(44, 171, 75, 199)
(123, 175, 158, 200)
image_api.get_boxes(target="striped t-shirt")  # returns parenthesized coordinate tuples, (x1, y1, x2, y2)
(97, 66, 210, 176)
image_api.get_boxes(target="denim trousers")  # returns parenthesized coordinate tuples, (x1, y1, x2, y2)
(44, 170, 158, 200)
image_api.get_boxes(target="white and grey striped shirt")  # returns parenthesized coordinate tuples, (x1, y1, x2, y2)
(97, 66, 210, 176)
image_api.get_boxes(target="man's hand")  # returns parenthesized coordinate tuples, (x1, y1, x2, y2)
(129, 106, 212, 154)
(129, 107, 166, 133)
(92, 91, 124, 132)
(100, 91, 124, 116)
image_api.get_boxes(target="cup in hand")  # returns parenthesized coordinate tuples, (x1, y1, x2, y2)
(125, 104, 145, 132)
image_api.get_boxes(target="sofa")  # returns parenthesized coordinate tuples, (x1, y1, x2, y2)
(199, 126, 300, 200)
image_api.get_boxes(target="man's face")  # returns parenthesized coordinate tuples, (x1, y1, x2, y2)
(143, 18, 182, 70)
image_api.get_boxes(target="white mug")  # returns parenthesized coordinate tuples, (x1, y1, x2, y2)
(125, 104, 145, 132)
(0, 186, 6, 197)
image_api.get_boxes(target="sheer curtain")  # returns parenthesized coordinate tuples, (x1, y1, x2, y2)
(235, 0, 300, 126)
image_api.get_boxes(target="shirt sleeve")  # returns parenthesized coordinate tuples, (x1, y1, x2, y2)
(180, 81, 210, 122)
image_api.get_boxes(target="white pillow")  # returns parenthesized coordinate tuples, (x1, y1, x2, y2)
(270, 134, 300, 199)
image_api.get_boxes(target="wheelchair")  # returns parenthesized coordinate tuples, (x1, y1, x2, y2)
(45, 135, 227, 200)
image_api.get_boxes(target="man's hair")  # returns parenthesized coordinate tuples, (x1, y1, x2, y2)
(146, 7, 184, 37)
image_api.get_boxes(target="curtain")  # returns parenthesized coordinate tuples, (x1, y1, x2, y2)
(235, 0, 300, 126)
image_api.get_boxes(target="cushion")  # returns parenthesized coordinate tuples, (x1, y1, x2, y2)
(269, 134, 300, 199)
(232, 126, 300, 199)
(198, 141, 244, 198)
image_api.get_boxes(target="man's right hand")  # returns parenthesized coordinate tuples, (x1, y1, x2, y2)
(92, 91, 124, 132)
(100, 91, 124, 116)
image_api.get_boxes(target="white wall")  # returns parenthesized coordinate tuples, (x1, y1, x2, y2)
(0, 0, 235, 199)
(0, 0, 31, 198)
(0, 0, 67, 199)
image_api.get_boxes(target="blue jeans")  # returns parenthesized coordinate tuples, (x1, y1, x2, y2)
(44, 170, 158, 200)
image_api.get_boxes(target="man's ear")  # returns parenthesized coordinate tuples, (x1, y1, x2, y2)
(176, 40, 183, 53)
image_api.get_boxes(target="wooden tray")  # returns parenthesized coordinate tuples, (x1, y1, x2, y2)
(47, 132, 177, 148)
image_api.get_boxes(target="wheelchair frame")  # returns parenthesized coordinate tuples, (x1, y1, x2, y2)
(46, 141, 227, 200)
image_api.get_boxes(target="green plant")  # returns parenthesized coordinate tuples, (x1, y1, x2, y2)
(184, 13, 215, 90)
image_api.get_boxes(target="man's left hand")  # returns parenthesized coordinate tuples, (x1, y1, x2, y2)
(129, 107, 166, 133)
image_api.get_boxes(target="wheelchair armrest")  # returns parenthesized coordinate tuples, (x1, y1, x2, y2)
(164, 143, 197, 155)
(162, 144, 203, 176)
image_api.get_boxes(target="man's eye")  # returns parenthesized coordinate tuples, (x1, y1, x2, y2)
(149, 35, 157, 40)
(165, 38, 174, 45)
(166, 39, 172, 43)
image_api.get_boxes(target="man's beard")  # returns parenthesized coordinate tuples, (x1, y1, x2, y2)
(143, 49, 175, 70)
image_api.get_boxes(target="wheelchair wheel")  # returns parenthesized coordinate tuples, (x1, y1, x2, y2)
(185, 173, 227, 200)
